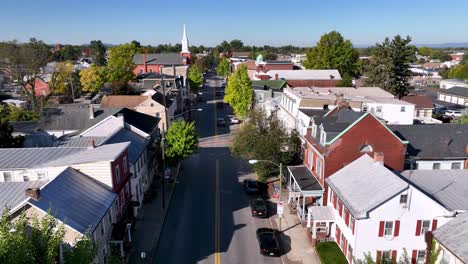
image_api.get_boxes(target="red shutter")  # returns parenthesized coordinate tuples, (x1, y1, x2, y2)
(432, 219, 438, 231)
(394, 220, 400, 237)
(345, 209, 350, 226)
(415, 220, 422, 236)
(392, 250, 397, 262)
(411, 250, 417, 264)
(376, 251, 382, 264)
(336, 227, 341, 244)
(333, 194, 337, 209)
(339, 201, 343, 217)
(378, 221, 385, 237)
(343, 238, 348, 255)
(349, 246, 353, 263)
(352, 218, 356, 234)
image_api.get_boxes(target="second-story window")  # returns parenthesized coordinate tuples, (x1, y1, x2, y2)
(316, 159, 322, 178)
(115, 165, 121, 185)
(320, 130, 326, 145)
(308, 150, 313, 169)
(312, 124, 317, 137)
(123, 156, 128, 174)
(421, 220, 431, 234)
(384, 221, 393, 236)
(401, 106, 406, 112)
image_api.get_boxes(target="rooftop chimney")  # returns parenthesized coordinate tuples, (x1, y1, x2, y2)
(87, 139, 95, 149)
(25, 188, 40, 200)
(274, 73, 279, 80)
(374, 152, 384, 164)
(117, 113, 125, 128)
(143, 54, 147, 73)
(89, 104, 95, 119)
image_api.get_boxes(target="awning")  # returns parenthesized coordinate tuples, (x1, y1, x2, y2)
(307, 206, 335, 221)
(288, 165, 323, 194)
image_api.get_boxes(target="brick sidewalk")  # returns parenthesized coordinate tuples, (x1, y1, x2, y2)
(268, 180, 322, 264)
(128, 163, 180, 264)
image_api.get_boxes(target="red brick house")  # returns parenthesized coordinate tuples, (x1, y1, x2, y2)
(26, 78, 51, 96)
(287, 106, 408, 216)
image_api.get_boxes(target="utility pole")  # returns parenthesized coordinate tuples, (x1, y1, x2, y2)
(161, 74, 167, 209)
(279, 162, 282, 231)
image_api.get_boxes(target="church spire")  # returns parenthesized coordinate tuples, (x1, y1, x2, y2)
(181, 24, 190, 54)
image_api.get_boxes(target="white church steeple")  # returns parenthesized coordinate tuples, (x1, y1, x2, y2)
(181, 24, 190, 54)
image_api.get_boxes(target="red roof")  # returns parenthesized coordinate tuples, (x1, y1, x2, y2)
(401, 95, 433, 109)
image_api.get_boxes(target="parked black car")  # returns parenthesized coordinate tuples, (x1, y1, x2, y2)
(250, 198, 268, 218)
(256, 228, 280, 257)
(216, 118, 226, 127)
(216, 101, 224, 108)
(243, 179, 260, 195)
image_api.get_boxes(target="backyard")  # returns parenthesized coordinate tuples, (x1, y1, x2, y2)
(316, 242, 348, 264)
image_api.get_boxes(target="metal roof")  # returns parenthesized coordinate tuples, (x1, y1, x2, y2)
(55, 136, 108, 147)
(133, 53, 185, 65)
(267, 70, 342, 80)
(439, 86, 468, 98)
(326, 155, 408, 219)
(307, 206, 335, 221)
(400, 169, 468, 211)
(106, 129, 148, 164)
(288, 165, 323, 192)
(0, 147, 85, 169)
(432, 212, 468, 263)
(28, 167, 117, 234)
(37, 142, 130, 168)
(0, 181, 45, 213)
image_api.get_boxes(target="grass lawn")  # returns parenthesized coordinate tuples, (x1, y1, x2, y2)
(316, 242, 348, 264)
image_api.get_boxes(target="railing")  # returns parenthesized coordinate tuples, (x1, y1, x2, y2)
(317, 237, 335, 243)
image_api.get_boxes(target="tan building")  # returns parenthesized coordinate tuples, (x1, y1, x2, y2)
(101, 93, 176, 131)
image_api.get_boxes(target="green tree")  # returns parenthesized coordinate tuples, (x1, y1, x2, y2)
(438, 66, 450, 79)
(427, 240, 442, 264)
(187, 65, 203, 94)
(303, 31, 361, 86)
(448, 64, 468, 79)
(80, 64, 107, 93)
(165, 120, 199, 163)
(64, 232, 97, 264)
(0, 119, 23, 148)
(365, 35, 416, 98)
(89, 40, 106, 66)
(50, 61, 75, 95)
(52, 45, 82, 61)
(106, 43, 138, 83)
(224, 65, 252, 119)
(231, 109, 300, 181)
(229, 39, 244, 51)
(454, 114, 468, 124)
(217, 58, 230, 78)
(1, 105, 39, 122)
(418, 46, 432, 56)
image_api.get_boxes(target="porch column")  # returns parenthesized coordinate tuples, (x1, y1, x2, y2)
(302, 197, 306, 220)
(307, 209, 311, 228)
(312, 220, 317, 239)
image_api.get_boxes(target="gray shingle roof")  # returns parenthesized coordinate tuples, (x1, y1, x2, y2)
(0, 181, 45, 213)
(288, 165, 323, 191)
(0, 147, 85, 169)
(400, 169, 468, 211)
(38, 142, 130, 168)
(28, 167, 117, 234)
(106, 129, 148, 164)
(326, 155, 408, 219)
(55, 136, 108, 147)
(37, 107, 120, 131)
(389, 124, 468, 160)
(432, 212, 468, 263)
(439, 86, 468, 98)
(133, 53, 185, 65)
(299, 109, 328, 118)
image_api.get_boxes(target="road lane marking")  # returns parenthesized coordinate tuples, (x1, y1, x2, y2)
(215, 159, 221, 264)
(214, 84, 218, 136)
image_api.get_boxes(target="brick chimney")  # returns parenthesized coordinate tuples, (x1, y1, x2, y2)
(374, 152, 384, 164)
(87, 139, 95, 149)
(89, 104, 95, 119)
(143, 54, 147, 73)
(275, 73, 279, 80)
(25, 188, 40, 200)
(117, 113, 125, 128)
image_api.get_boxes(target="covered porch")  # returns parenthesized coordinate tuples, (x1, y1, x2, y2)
(286, 165, 324, 223)
(306, 206, 335, 245)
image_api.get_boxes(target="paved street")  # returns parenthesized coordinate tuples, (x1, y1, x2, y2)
(152, 73, 282, 264)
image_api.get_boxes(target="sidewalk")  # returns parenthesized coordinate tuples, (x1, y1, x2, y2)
(268, 181, 322, 264)
(128, 164, 180, 264)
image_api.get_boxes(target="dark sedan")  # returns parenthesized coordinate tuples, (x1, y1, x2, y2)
(256, 228, 280, 257)
(250, 198, 268, 218)
(243, 179, 260, 195)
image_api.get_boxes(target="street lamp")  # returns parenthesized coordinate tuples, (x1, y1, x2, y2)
(248, 159, 284, 231)
(170, 108, 203, 119)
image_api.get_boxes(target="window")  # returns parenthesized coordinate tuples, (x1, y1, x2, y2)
(451, 162, 461, 169)
(155, 112, 160, 117)
(349, 216, 354, 232)
(307, 150, 313, 169)
(340, 233, 345, 249)
(139, 69, 143, 74)
(347, 244, 353, 261)
(150, 103, 154, 107)
(376, 106, 382, 112)
(312, 124, 317, 137)
(382, 251, 392, 263)
(423, 110, 428, 117)
(441, 249, 451, 264)
(384, 221, 394, 236)
(421, 220, 431, 234)
(320, 130, 326, 145)
(432, 163, 441, 170)
(123, 156, 128, 174)
(3, 172, 12, 182)
(23, 175, 30, 182)
(359, 144, 373, 153)
(149, 68, 153, 73)
(115, 165, 121, 185)
(37, 172, 46, 180)
(401, 106, 406, 112)
(400, 194, 408, 205)
(416, 250, 426, 264)
(362, 106, 368, 112)
(316, 159, 322, 178)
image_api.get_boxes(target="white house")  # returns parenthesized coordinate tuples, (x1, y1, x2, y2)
(437, 87, 468, 107)
(306, 154, 456, 263)
(432, 212, 468, 264)
(439, 79, 468, 89)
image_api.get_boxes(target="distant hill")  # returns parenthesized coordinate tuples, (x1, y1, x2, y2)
(355, 43, 468, 48)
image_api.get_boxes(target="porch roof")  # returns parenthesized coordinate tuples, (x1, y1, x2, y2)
(288, 165, 323, 192)
(308, 206, 335, 221)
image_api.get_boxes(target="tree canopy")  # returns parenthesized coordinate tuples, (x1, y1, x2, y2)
(51, 61, 75, 95)
(448, 63, 468, 79)
(303, 31, 361, 86)
(365, 35, 416, 98)
(231, 109, 301, 181)
(224, 65, 252, 119)
(165, 120, 199, 163)
(106, 43, 138, 83)
(89, 40, 106, 66)
(216, 58, 230, 78)
(187, 65, 203, 94)
(80, 64, 107, 93)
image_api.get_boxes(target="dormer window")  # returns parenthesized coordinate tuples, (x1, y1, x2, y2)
(311, 124, 317, 138)
(320, 130, 326, 145)
(359, 144, 373, 153)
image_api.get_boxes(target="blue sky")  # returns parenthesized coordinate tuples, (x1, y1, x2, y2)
(1, 0, 467, 47)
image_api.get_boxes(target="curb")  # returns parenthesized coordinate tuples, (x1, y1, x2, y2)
(147, 162, 182, 263)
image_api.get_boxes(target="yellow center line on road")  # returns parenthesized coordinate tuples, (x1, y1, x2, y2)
(215, 159, 221, 264)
